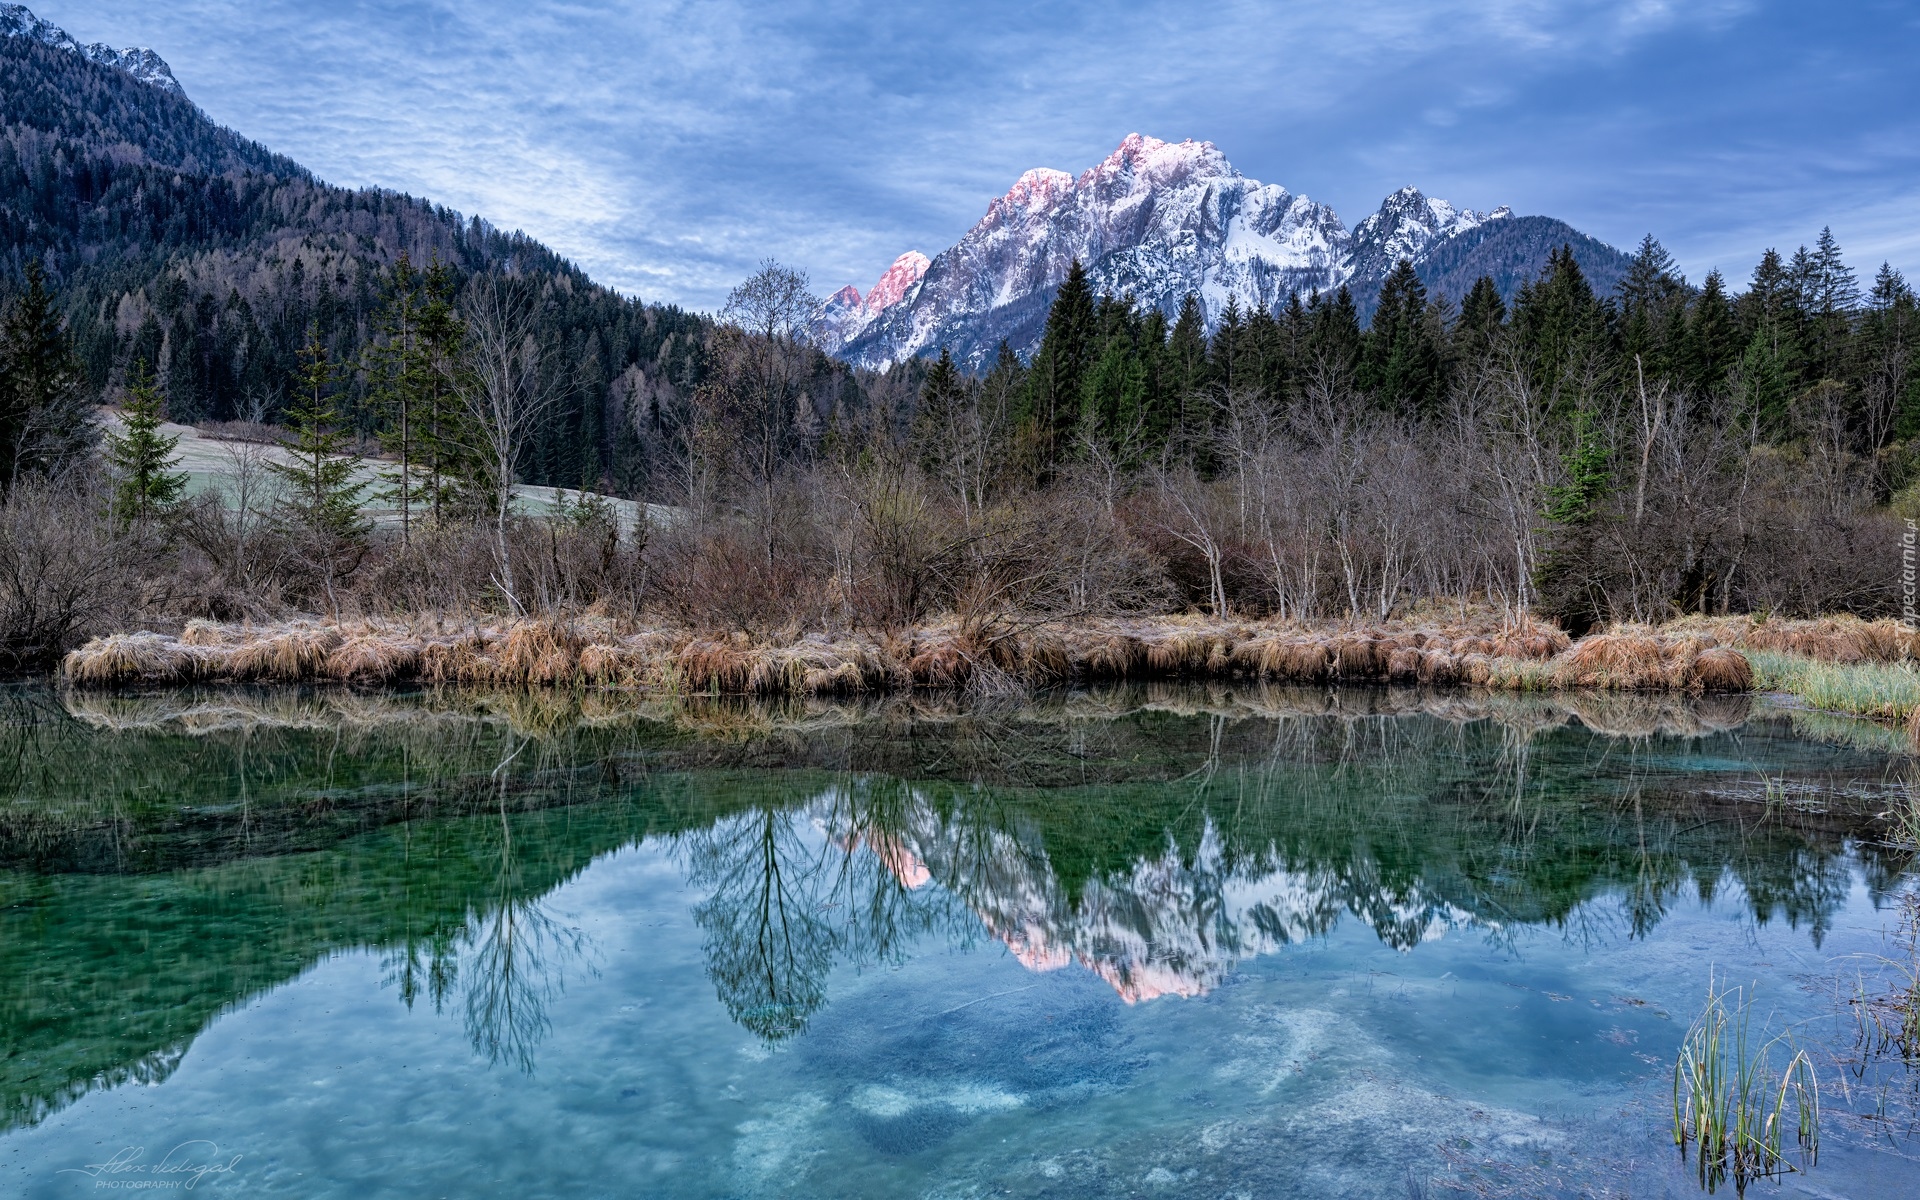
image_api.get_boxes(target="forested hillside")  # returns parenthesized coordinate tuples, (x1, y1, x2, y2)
(0, 34, 708, 495)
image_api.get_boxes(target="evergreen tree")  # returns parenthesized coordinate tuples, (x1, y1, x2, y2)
(1301, 286, 1363, 384)
(1242, 302, 1289, 407)
(1862, 263, 1920, 440)
(1807, 227, 1860, 315)
(1534, 406, 1613, 634)
(1683, 270, 1738, 397)
(1455, 275, 1507, 362)
(1617, 235, 1684, 378)
(269, 328, 369, 546)
(1361, 260, 1442, 413)
(1511, 246, 1613, 408)
(1021, 260, 1095, 472)
(1803, 227, 1858, 382)
(0, 261, 96, 494)
(367, 253, 430, 544)
(913, 346, 963, 474)
(1165, 293, 1210, 453)
(1736, 248, 1803, 423)
(1735, 324, 1794, 436)
(1209, 295, 1244, 394)
(104, 360, 187, 524)
(413, 258, 474, 521)
(1079, 334, 1148, 460)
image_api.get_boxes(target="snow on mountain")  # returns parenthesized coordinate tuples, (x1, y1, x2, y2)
(827, 790, 1476, 1005)
(0, 4, 185, 96)
(836, 133, 1510, 369)
(812, 251, 931, 352)
(865, 250, 930, 314)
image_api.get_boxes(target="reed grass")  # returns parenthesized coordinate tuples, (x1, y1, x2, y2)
(1672, 975, 1819, 1193)
(1744, 649, 1920, 721)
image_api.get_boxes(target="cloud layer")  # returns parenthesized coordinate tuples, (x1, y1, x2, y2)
(34, 0, 1920, 310)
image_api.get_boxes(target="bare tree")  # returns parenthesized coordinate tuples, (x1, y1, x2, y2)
(460, 276, 567, 613)
(707, 262, 821, 563)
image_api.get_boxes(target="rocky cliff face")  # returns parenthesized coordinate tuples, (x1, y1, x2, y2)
(0, 4, 185, 96)
(812, 251, 931, 352)
(827, 133, 1526, 368)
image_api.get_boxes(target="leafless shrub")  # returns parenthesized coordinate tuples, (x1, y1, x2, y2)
(0, 475, 154, 667)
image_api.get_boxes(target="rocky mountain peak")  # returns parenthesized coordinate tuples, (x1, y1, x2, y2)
(0, 4, 185, 96)
(864, 251, 930, 315)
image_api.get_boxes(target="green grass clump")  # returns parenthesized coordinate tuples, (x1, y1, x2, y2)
(1744, 649, 1920, 720)
(1673, 975, 1819, 1193)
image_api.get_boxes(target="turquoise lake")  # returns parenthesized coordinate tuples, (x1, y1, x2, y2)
(1, 683, 1917, 1198)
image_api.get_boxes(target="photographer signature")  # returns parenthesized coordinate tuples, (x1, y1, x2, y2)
(57, 1142, 243, 1189)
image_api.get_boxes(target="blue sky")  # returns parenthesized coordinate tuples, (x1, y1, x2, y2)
(33, 0, 1920, 311)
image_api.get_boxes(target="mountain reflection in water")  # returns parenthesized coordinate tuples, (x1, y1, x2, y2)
(0, 682, 1911, 1131)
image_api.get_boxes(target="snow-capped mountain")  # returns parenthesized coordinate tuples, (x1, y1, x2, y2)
(812, 251, 931, 351)
(826, 791, 1476, 1004)
(832, 133, 1510, 369)
(0, 4, 185, 96)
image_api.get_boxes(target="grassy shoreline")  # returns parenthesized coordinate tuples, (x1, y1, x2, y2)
(57, 611, 1920, 751)
(55, 608, 1851, 694)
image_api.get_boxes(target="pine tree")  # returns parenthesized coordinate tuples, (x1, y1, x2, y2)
(412, 257, 474, 522)
(1862, 263, 1920, 440)
(1021, 259, 1095, 472)
(1242, 302, 1289, 408)
(269, 328, 369, 546)
(1512, 246, 1613, 408)
(1455, 275, 1507, 362)
(1737, 248, 1803, 418)
(1362, 260, 1441, 413)
(0, 261, 96, 495)
(913, 346, 963, 474)
(104, 360, 187, 524)
(1210, 295, 1244, 394)
(1165, 293, 1210, 454)
(1735, 325, 1794, 436)
(1617, 235, 1684, 378)
(1301, 286, 1363, 382)
(1683, 270, 1738, 397)
(368, 253, 429, 544)
(1803, 227, 1858, 382)
(1079, 335, 1147, 460)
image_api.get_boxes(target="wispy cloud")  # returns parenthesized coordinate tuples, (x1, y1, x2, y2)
(32, 0, 1919, 308)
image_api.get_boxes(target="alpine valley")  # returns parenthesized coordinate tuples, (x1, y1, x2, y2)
(821, 133, 1632, 368)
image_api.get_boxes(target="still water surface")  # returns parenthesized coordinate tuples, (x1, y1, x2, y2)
(1, 684, 1917, 1197)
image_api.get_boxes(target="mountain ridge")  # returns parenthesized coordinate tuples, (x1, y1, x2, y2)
(0, 4, 184, 96)
(827, 134, 1632, 368)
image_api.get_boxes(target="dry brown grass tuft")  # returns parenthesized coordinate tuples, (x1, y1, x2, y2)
(1689, 647, 1753, 693)
(1559, 632, 1669, 689)
(327, 633, 422, 682)
(178, 619, 232, 648)
(228, 625, 342, 682)
(1145, 631, 1211, 675)
(499, 620, 587, 685)
(1331, 634, 1383, 679)
(63, 633, 195, 684)
(1078, 633, 1145, 679)
(676, 638, 756, 693)
(1742, 615, 1916, 664)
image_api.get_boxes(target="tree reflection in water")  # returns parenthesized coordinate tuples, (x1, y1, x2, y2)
(681, 781, 974, 1040)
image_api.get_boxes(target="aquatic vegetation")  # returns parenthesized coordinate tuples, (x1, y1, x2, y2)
(1745, 648, 1920, 725)
(1672, 976, 1820, 1193)
(1849, 892, 1920, 1067)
